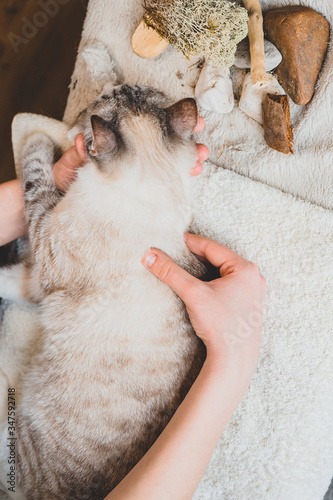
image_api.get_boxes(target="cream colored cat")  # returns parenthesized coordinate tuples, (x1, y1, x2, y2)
(0, 84, 206, 499)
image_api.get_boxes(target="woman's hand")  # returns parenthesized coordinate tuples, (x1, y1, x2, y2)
(52, 133, 87, 191)
(107, 235, 266, 500)
(142, 233, 266, 386)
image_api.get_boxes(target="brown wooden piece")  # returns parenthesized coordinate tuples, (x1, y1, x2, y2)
(263, 93, 294, 154)
(132, 20, 169, 59)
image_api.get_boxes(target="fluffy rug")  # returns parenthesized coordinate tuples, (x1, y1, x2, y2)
(1, 0, 332, 498)
(63, 4, 333, 496)
(64, 0, 333, 210)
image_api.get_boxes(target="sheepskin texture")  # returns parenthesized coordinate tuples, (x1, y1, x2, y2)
(1, 0, 332, 498)
(191, 164, 333, 500)
(64, 0, 333, 211)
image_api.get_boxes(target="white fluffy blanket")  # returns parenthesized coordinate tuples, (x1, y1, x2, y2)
(2, 0, 333, 499)
(63, 1, 333, 497)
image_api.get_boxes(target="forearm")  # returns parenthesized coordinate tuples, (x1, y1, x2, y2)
(0, 180, 27, 246)
(106, 354, 250, 500)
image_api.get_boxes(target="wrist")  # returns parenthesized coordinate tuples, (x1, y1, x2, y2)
(204, 348, 257, 395)
(0, 180, 27, 246)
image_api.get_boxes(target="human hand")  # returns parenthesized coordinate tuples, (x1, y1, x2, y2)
(142, 233, 266, 383)
(52, 134, 87, 191)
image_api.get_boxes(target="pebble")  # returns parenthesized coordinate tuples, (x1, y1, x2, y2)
(195, 61, 234, 114)
(264, 6, 330, 105)
(234, 38, 282, 72)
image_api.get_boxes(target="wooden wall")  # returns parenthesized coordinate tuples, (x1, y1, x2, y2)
(0, 0, 88, 184)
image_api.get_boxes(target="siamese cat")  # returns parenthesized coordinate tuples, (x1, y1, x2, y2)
(0, 84, 206, 499)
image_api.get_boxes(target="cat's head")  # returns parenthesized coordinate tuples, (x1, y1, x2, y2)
(70, 84, 198, 182)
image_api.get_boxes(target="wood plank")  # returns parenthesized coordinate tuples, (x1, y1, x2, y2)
(0, 0, 88, 183)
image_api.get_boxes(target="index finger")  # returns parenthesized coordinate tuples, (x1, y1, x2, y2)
(184, 233, 247, 273)
(53, 135, 86, 191)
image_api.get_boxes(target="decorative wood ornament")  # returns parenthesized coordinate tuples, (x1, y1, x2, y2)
(242, 0, 270, 88)
(132, 20, 169, 59)
(239, 72, 285, 124)
(263, 94, 294, 154)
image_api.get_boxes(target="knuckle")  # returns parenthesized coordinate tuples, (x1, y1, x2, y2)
(245, 261, 260, 276)
(158, 261, 173, 281)
(184, 280, 205, 304)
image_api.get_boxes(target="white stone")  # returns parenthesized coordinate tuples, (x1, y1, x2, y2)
(239, 72, 285, 124)
(234, 39, 282, 72)
(195, 61, 234, 114)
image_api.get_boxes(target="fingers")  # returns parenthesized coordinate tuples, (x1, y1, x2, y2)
(191, 143, 209, 176)
(75, 134, 87, 161)
(196, 143, 209, 162)
(194, 116, 205, 133)
(184, 233, 247, 274)
(190, 118, 208, 177)
(0, 180, 27, 246)
(190, 162, 203, 177)
(53, 135, 86, 192)
(142, 249, 200, 303)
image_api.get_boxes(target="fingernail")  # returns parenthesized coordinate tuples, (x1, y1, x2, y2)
(143, 252, 157, 268)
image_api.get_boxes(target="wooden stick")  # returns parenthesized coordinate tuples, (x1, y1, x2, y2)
(242, 0, 269, 87)
(132, 20, 169, 59)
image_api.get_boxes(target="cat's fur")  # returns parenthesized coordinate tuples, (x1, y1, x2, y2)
(0, 84, 206, 499)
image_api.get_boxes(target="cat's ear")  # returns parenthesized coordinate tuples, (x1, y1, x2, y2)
(166, 98, 198, 139)
(90, 115, 117, 157)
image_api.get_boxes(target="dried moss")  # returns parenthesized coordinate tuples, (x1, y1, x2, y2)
(143, 0, 248, 68)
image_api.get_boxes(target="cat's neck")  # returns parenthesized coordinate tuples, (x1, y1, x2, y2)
(66, 162, 192, 249)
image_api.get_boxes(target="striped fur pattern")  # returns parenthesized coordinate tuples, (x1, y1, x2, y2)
(1, 85, 206, 499)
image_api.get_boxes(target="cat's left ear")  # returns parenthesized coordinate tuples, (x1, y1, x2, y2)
(166, 98, 198, 139)
(90, 115, 117, 157)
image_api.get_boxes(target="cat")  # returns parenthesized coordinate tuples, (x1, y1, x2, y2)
(0, 84, 206, 500)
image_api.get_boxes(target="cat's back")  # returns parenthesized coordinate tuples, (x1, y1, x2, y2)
(15, 87, 207, 498)
(16, 169, 205, 498)
(17, 244, 204, 500)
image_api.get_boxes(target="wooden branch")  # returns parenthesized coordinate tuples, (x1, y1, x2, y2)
(263, 94, 294, 154)
(242, 0, 269, 87)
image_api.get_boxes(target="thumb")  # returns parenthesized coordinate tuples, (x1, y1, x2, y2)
(142, 249, 198, 302)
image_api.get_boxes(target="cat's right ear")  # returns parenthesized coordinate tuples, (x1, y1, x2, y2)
(166, 98, 198, 140)
(90, 115, 117, 157)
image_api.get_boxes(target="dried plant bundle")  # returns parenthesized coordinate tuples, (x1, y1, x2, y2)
(143, 0, 248, 68)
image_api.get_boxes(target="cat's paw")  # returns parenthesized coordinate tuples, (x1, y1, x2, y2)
(23, 132, 55, 159)
(21, 132, 56, 186)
